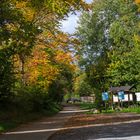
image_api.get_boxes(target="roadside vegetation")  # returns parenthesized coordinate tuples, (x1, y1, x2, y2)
(0, 0, 88, 132)
(0, 101, 61, 132)
(79, 102, 95, 110)
(79, 102, 140, 114)
(120, 106, 140, 113)
(74, 0, 140, 110)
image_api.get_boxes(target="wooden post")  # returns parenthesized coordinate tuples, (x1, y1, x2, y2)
(118, 95, 121, 108)
(104, 101, 106, 112)
(128, 93, 130, 106)
(121, 100, 123, 108)
(111, 92, 114, 110)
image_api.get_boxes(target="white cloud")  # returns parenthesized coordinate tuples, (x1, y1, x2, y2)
(85, 0, 93, 4)
(60, 13, 80, 34)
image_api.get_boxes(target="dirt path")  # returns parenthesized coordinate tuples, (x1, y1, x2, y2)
(0, 104, 87, 140)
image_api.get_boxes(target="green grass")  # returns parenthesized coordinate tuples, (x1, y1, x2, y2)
(120, 106, 140, 113)
(102, 109, 115, 114)
(79, 102, 140, 114)
(0, 122, 18, 132)
(79, 102, 95, 110)
(101, 106, 140, 114)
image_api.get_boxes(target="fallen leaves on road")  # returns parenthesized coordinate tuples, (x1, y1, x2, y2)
(64, 113, 140, 127)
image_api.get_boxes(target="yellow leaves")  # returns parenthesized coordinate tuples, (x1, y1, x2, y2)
(16, 1, 35, 21)
(25, 45, 60, 89)
(16, 1, 27, 8)
(135, 0, 140, 4)
(5, 23, 18, 32)
(134, 34, 140, 42)
(11, 29, 77, 89)
(135, 0, 140, 12)
(29, 69, 39, 83)
(23, 8, 35, 21)
(55, 50, 77, 72)
(45, 32, 54, 39)
(57, 33, 69, 42)
(55, 51, 70, 63)
(27, 61, 59, 89)
(43, 31, 70, 49)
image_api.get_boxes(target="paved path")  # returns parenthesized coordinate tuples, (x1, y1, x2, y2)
(1, 105, 140, 140)
(0, 104, 87, 140)
(49, 120, 140, 140)
(48, 114, 140, 140)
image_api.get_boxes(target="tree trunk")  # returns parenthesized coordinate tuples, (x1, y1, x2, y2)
(19, 55, 26, 86)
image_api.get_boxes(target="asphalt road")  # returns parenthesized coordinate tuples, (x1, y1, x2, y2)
(1, 104, 140, 140)
(49, 120, 140, 140)
(0, 104, 86, 140)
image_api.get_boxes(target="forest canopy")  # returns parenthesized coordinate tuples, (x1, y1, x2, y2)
(0, 0, 140, 113)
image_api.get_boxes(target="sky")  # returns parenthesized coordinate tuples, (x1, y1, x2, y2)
(60, 0, 92, 34)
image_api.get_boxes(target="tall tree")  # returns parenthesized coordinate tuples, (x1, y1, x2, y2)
(107, 0, 140, 88)
(76, 0, 139, 108)
(0, 0, 88, 104)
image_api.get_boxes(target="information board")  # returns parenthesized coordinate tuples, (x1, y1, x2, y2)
(118, 91, 125, 100)
(102, 92, 109, 101)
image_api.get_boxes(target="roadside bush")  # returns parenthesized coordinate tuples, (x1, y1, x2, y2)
(12, 85, 61, 113)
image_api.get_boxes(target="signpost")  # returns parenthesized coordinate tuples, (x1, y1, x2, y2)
(102, 92, 109, 111)
(118, 91, 124, 107)
(118, 91, 125, 100)
(102, 92, 109, 101)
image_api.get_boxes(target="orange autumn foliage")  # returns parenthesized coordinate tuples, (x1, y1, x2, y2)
(135, 0, 140, 4)
(26, 45, 59, 89)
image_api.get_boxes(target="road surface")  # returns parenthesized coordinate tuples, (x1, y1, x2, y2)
(0, 104, 87, 140)
(1, 104, 140, 140)
(49, 119, 140, 140)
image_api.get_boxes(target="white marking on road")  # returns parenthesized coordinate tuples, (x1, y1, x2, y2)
(4, 119, 140, 135)
(59, 110, 89, 113)
(89, 135, 140, 140)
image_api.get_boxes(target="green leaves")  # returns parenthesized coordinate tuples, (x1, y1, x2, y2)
(76, 0, 140, 95)
(107, 0, 140, 88)
(73, 72, 94, 96)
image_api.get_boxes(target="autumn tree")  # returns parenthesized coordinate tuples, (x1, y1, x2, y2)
(0, 0, 35, 99)
(0, 0, 89, 111)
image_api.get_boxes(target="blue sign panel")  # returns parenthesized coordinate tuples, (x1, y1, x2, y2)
(102, 92, 109, 101)
(118, 91, 125, 100)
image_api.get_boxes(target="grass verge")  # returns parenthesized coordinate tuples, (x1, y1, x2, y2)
(120, 106, 140, 113)
(79, 102, 140, 114)
(0, 105, 61, 133)
(79, 102, 95, 110)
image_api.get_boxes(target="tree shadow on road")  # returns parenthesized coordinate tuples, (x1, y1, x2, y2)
(48, 121, 140, 140)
